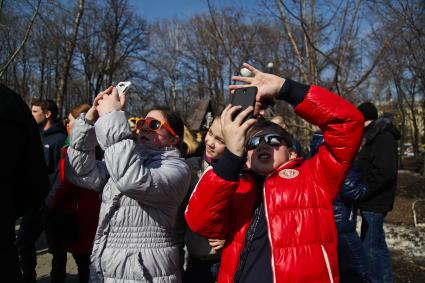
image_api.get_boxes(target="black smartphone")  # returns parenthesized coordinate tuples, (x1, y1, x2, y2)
(230, 86, 257, 121)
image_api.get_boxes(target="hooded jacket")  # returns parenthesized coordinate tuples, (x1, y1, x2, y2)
(41, 121, 67, 206)
(65, 111, 191, 283)
(185, 80, 364, 283)
(357, 117, 401, 212)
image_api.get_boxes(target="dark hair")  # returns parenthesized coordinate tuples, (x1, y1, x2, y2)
(145, 106, 185, 152)
(31, 99, 59, 120)
(357, 102, 378, 121)
(246, 120, 294, 148)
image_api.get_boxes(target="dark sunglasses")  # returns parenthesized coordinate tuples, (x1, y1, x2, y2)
(136, 118, 177, 137)
(246, 134, 285, 150)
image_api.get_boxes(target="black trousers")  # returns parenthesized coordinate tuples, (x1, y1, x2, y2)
(183, 255, 220, 283)
(73, 253, 90, 283)
(16, 208, 67, 283)
(0, 216, 23, 283)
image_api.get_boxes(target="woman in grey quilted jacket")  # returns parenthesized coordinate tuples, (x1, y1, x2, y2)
(65, 86, 191, 282)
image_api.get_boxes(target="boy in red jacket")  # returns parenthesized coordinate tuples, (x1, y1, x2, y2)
(185, 63, 364, 283)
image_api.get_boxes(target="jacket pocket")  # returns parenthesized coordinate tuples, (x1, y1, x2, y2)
(321, 245, 334, 283)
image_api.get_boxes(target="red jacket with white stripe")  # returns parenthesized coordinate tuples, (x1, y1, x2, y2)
(185, 80, 364, 283)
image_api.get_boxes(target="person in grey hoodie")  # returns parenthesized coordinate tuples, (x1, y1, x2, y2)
(65, 86, 191, 283)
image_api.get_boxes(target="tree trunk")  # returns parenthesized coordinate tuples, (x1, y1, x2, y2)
(56, 0, 85, 118)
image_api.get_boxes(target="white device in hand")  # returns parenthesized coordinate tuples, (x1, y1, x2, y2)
(116, 81, 132, 96)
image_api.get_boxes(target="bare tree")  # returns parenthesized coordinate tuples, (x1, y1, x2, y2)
(77, 0, 148, 103)
(371, 0, 425, 158)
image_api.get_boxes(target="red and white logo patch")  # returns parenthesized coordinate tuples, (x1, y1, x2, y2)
(279, 169, 299, 179)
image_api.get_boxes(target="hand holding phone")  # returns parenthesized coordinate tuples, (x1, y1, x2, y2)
(230, 86, 257, 121)
(116, 81, 132, 96)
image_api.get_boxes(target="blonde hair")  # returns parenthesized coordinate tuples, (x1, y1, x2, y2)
(183, 126, 199, 156)
(270, 115, 286, 128)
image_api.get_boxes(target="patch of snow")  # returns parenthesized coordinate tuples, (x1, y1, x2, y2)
(384, 223, 425, 258)
(356, 216, 425, 259)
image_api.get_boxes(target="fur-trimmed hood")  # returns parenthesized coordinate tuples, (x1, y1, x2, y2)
(364, 117, 401, 144)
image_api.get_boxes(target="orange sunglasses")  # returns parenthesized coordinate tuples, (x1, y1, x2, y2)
(136, 118, 177, 137)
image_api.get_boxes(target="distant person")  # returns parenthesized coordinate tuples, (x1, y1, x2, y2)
(65, 86, 191, 282)
(183, 115, 226, 283)
(0, 84, 50, 283)
(356, 102, 400, 283)
(185, 63, 364, 282)
(17, 98, 67, 283)
(50, 103, 101, 283)
(31, 99, 67, 198)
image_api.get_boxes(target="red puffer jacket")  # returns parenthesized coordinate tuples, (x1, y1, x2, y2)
(51, 146, 101, 255)
(185, 85, 364, 283)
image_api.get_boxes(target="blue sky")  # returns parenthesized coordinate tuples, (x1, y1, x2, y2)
(128, 0, 257, 21)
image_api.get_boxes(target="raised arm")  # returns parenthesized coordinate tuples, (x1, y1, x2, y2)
(65, 116, 109, 192)
(231, 63, 364, 199)
(185, 150, 247, 239)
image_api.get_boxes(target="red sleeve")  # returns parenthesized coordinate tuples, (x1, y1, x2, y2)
(50, 149, 79, 209)
(296, 86, 364, 199)
(185, 167, 238, 239)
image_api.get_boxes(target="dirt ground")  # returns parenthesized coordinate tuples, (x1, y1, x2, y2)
(30, 170, 425, 282)
(32, 236, 78, 283)
(386, 170, 425, 283)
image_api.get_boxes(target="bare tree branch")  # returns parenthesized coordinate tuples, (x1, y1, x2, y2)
(0, 0, 41, 78)
(275, 0, 308, 82)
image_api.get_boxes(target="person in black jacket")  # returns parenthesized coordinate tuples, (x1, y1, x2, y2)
(0, 84, 50, 283)
(17, 99, 67, 283)
(356, 102, 400, 283)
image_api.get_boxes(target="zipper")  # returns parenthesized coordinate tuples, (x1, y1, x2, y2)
(321, 245, 334, 283)
(233, 201, 263, 283)
(263, 181, 277, 283)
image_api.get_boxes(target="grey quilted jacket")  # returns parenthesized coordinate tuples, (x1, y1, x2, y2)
(65, 110, 191, 283)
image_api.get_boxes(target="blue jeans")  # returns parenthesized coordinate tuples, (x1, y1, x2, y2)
(338, 231, 369, 282)
(360, 211, 393, 283)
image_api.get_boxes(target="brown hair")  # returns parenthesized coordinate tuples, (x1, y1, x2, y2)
(70, 103, 91, 118)
(144, 106, 185, 152)
(31, 99, 59, 119)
